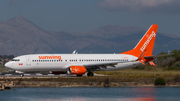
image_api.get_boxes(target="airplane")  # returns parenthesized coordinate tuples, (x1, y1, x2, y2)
(5, 24, 158, 77)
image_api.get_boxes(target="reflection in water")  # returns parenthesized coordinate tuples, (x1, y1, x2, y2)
(128, 98, 154, 101)
(39, 88, 155, 101)
(39, 97, 155, 101)
(1, 87, 180, 101)
(40, 98, 86, 101)
(134, 87, 155, 97)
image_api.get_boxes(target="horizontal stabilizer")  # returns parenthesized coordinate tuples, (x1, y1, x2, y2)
(144, 54, 173, 59)
(149, 61, 156, 66)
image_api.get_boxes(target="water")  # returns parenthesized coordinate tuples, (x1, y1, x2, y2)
(0, 87, 180, 101)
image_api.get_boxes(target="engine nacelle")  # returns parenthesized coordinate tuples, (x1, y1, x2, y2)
(67, 66, 86, 75)
(15, 70, 24, 74)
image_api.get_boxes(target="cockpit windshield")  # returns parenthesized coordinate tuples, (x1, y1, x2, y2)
(12, 59, 20, 61)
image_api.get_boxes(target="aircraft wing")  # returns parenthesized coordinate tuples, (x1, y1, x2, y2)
(83, 61, 127, 70)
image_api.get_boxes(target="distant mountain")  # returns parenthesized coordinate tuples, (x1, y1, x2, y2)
(0, 15, 179, 56)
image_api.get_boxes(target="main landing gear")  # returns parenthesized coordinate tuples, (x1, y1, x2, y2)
(87, 71, 94, 76)
(76, 75, 83, 77)
(20, 73, 24, 77)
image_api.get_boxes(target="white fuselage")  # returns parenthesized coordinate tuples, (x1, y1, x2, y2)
(4, 24, 158, 76)
(5, 54, 141, 72)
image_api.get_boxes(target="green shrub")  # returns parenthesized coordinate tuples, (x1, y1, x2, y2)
(174, 74, 180, 83)
(173, 61, 180, 67)
(104, 77, 110, 87)
(155, 78, 166, 85)
(167, 66, 177, 70)
(167, 66, 180, 70)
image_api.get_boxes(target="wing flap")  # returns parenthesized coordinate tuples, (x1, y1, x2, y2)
(83, 61, 123, 70)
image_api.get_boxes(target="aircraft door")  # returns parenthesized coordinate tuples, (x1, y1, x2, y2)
(78, 59, 83, 64)
(26, 56, 31, 66)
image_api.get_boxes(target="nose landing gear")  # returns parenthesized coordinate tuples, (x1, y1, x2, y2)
(15, 71, 24, 77)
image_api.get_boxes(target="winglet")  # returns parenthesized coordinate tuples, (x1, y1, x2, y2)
(72, 50, 76, 54)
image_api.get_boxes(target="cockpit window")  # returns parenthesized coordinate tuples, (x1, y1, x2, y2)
(12, 59, 20, 61)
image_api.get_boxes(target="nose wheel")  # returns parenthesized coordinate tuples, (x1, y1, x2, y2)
(87, 71, 94, 76)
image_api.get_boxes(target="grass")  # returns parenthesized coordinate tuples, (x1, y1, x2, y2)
(0, 69, 8, 72)
(95, 66, 180, 78)
(1, 64, 180, 80)
(1, 64, 180, 76)
(0, 65, 8, 72)
(0, 65, 4, 68)
(0, 66, 180, 87)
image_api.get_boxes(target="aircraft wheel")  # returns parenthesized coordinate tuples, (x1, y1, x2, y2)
(20, 74, 24, 77)
(87, 72, 94, 76)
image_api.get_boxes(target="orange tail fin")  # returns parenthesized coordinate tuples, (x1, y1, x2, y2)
(121, 24, 158, 58)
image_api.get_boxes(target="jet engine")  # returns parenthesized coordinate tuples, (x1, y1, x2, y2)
(67, 66, 86, 75)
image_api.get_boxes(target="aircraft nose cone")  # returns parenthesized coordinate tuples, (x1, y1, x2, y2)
(4, 62, 11, 69)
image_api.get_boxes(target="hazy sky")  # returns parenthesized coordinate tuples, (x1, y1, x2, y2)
(0, 0, 180, 35)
